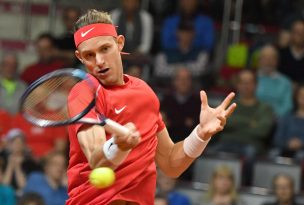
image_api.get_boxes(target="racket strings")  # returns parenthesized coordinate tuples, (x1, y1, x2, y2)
(22, 76, 82, 122)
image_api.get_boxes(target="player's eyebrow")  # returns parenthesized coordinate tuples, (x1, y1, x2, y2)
(81, 41, 113, 53)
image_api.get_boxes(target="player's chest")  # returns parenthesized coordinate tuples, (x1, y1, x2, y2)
(97, 88, 159, 121)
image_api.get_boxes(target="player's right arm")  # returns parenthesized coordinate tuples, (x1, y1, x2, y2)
(77, 123, 140, 169)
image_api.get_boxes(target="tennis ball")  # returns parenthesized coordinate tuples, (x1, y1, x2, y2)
(89, 167, 115, 188)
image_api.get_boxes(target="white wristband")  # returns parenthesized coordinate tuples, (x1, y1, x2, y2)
(183, 125, 210, 158)
(103, 137, 130, 165)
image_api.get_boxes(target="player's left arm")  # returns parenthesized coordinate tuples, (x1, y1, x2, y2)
(155, 91, 236, 178)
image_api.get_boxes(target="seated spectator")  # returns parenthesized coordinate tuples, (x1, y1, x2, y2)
(0, 185, 16, 205)
(23, 151, 68, 205)
(0, 52, 26, 114)
(270, 84, 304, 161)
(160, 68, 200, 142)
(18, 192, 45, 205)
(21, 33, 65, 85)
(111, 0, 153, 65)
(56, 6, 81, 68)
(208, 70, 274, 185)
(0, 109, 12, 138)
(0, 129, 40, 194)
(262, 174, 303, 205)
(201, 165, 243, 205)
(156, 170, 191, 205)
(155, 193, 169, 205)
(12, 114, 67, 159)
(256, 44, 293, 118)
(279, 20, 304, 85)
(161, 0, 214, 52)
(154, 21, 209, 78)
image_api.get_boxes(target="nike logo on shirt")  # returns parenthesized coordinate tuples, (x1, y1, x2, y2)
(115, 106, 126, 114)
(81, 27, 95, 37)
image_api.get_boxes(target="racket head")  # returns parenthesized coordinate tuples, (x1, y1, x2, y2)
(19, 68, 97, 127)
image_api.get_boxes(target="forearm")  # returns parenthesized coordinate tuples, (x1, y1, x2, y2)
(165, 141, 195, 178)
(14, 166, 26, 189)
(2, 165, 13, 185)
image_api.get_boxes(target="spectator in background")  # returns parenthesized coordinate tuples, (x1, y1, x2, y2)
(279, 20, 304, 85)
(155, 193, 169, 205)
(263, 174, 302, 205)
(201, 165, 243, 205)
(0, 129, 40, 194)
(18, 192, 45, 205)
(56, 6, 81, 68)
(161, 0, 214, 52)
(21, 33, 65, 85)
(0, 185, 16, 205)
(270, 84, 304, 161)
(0, 52, 26, 114)
(0, 109, 12, 138)
(111, 0, 153, 65)
(256, 45, 293, 118)
(156, 170, 191, 205)
(23, 151, 68, 205)
(208, 70, 274, 185)
(154, 20, 209, 78)
(12, 114, 67, 159)
(160, 68, 200, 143)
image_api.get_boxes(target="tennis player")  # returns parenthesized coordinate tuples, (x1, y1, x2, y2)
(66, 9, 236, 205)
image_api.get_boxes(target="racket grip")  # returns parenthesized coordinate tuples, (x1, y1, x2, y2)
(104, 119, 130, 137)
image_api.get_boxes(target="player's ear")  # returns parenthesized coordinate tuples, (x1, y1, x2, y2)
(116, 35, 125, 52)
(75, 50, 83, 63)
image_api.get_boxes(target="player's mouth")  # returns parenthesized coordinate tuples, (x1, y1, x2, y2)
(97, 68, 110, 75)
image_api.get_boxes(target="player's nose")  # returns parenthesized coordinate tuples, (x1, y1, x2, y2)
(95, 53, 105, 67)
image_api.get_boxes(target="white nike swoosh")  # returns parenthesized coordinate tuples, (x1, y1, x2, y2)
(81, 27, 95, 37)
(115, 106, 126, 114)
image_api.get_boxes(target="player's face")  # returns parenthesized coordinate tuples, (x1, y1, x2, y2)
(76, 35, 125, 86)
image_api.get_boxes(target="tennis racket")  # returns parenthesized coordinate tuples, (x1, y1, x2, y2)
(19, 68, 130, 137)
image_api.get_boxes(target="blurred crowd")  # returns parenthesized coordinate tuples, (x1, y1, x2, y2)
(1, 0, 304, 204)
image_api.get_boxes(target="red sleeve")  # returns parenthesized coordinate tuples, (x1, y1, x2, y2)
(156, 112, 165, 132)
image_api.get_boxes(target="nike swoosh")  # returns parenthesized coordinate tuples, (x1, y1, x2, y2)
(81, 27, 95, 37)
(115, 106, 126, 114)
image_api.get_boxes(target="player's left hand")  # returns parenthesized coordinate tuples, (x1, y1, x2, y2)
(197, 91, 236, 141)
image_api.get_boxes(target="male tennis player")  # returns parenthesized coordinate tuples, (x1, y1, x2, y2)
(67, 9, 236, 205)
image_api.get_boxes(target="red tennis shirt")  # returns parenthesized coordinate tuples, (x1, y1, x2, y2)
(66, 74, 165, 205)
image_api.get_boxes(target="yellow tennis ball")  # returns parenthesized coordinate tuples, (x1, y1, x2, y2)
(89, 167, 115, 188)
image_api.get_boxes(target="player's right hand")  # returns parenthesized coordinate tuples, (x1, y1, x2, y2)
(114, 122, 141, 151)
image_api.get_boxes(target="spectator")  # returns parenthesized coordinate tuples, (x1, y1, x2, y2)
(201, 165, 243, 205)
(23, 151, 68, 205)
(18, 192, 45, 205)
(21, 33, 65, 85)
(270, 84, 304, 161)
(0, 109, 12, 138)
(156, 169, 191, 205)
(155, 193, 169, 205)
(0, 129, 40, 193)
(256, 45, 293, 118)
(111, 0, 153, 65)
(161, 0, 214, 52)
(208, 70, 274, 185)
(0, 52, 27, 114)
(279, 20, 304, 85)
(262, 174, 302, 205)
(12, 114, 67, 159)
(56, 6, 81, 67)
(154, 21, 209, 78)
(0, 185, 16, 205)
(160, 68, 200, 143)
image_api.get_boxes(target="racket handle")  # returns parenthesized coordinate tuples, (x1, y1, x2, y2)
(104, 118, 130, 137)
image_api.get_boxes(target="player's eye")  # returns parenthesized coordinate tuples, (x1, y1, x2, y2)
(84, 53, 95, 60)
(101, 46, 110, 52)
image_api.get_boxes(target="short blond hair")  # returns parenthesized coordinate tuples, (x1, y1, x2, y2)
(74, 9, 113, 32)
